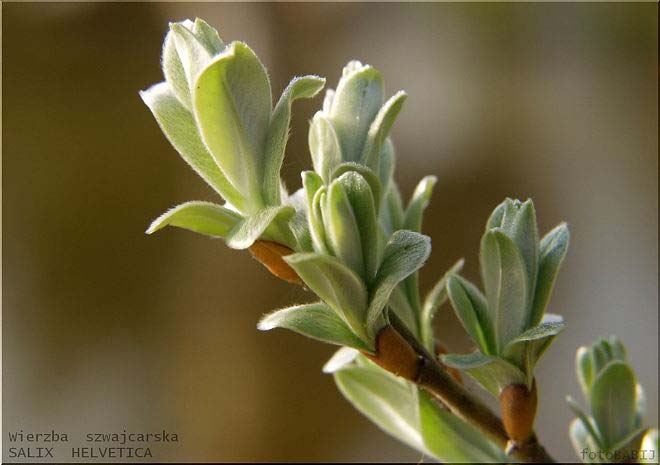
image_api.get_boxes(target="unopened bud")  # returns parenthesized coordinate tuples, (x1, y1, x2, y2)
(365, 326, 420, 381)
(249, 240, 303, 286)
(500, 381, 538, 444)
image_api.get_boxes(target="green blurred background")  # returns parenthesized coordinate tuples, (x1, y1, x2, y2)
(2, 2, 657, 462)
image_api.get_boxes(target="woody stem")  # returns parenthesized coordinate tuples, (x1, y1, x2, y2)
(368, 314, 555, 463)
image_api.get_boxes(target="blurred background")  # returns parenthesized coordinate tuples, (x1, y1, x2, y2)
(2, 2, 657, 462)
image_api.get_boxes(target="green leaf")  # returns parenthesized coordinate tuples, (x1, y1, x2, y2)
(485, 200, 507, 230)
(258, 302, 370, 351)
(503, 314, 565, 381)
(263, 76, 326, 204)
(530, 222, 570, 326)
(309, 112, 342, 183)
(504, 315, 566, 348)
(331, 162, 382, 211)
(285, 253, 368, 341)
(388, 286, 418, 337)
(419, 391, 508, 463)
(162, 27, 194, 110)
(323, 347, 360, 373)
(146, 201, 241, 238)
(502, 199, 539, 313)
(378, 139, 396, 193)
(567, 395, 605, 448)
(590, 361, 637, 448)
(309, 187, 330, 254)
(336, 172, 380, 284)
(420, 259, 465, 353)
(170, 22, 216, 99)
(333, 364, 426, 454)
(403, 175, 437, 233)
(163, 20, 223, 110)
(481, 229, 529, 351)
(366, 231, 431, 337)
(194, 41, 272, 205)
(323, 179, 365, 278)
(569, 418, 600, 463)
(380, 184, 405, 236)
(576, 347, 594, 397)
(445, 275, 493, 354)
(329, 62, 384, 163)
(441, 352, 526, 396)
(226, 205, 294, 250)
(140, 82, 245, 210)
(191, 18, 224, 54)
(361, 91, 407, 173)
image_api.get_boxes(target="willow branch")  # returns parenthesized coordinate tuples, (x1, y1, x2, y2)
(366, 315, 555, 463)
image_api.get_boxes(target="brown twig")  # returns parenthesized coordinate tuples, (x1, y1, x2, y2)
(367, 317, 555, 463)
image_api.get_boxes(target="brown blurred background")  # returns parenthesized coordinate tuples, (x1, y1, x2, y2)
(2, 2, 657, 462)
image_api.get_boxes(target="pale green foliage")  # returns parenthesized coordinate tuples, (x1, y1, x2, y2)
(443, 199, 569, 391)
(568, 337, 654, 463)
(332, 353, 508, 462)
(257, 303, 371, 351)
(142, 19, 324, 249)
(142, 19, 655, 463)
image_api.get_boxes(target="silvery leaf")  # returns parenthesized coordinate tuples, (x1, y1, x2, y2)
(258, 302, 371, 351)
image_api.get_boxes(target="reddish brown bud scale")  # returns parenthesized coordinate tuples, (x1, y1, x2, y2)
(365, 326, 421, 381)
(248, 240, 303, 286)
(500, 381, 538, 444)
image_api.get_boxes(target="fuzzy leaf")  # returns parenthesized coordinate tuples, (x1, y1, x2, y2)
(446, 274, 493, 354)
(191, 18, 224, 54)
(361, 91, 407, 173)
(146, 201, 240, 237)
(503, 314, 565, 380)
(323, 347, 360, 373)
(336, 172, 380, 284)
(309, 187, 330, 254)
(323, 179, 365, 278)
(420, 259, 465, 353)
(481, 230, 529, 351)
(170, 21, 217, 95)
(366, 231, 431, 336)
(590, 361, 637, 448)
(333, 364, 426, 454)
(576, 347, 594, 398)
(380, 184, 405, 236)
(378, 139, 396, 192)
(441, 352, 526, 396)
(263, 76, 326, 205)
(162, 27, 193, 110)
(501, 199, 539, 312)
(403, 175, 437, 233)
(329, 62, 384, 162)
(567, 395, 604, 448)
(388, 286, 418, 337)
(485, 200, 507, 230)
(285, 253, 368, 341)
(569, 418, 600, 463)
(160, 19, 224, 103)
(194, 41, 271, 204)
(505, 315, 566, 348)
(140, 82, 244, 210)
(258, 302, 370, 351)
(331, 162, 382, 211)
(226, 205, 293, 250)
(419, 391, 508, 463)
(309, 112, 342, 183)
(530, 222, 570, 326)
